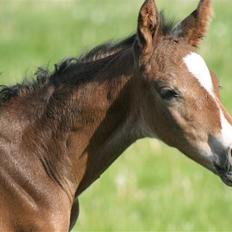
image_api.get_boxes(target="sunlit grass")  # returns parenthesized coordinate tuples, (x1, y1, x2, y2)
(0, 0, 232, 231)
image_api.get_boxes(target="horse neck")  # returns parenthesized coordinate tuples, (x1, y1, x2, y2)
(72, 48, 142, 196)
(75, 63, 141, 195)
(16, 47, 143, 200)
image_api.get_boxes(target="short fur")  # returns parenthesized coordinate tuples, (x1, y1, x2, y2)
(1, 1, 232, 231)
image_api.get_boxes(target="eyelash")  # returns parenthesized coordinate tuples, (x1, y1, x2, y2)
(159, 88, 179, 101)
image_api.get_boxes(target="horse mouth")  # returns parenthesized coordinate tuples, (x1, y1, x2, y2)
(220, 174, 232, 187)
(214, 162, 232, 187)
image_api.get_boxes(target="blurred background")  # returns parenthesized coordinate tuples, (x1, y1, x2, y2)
(0, 0, 232, 231)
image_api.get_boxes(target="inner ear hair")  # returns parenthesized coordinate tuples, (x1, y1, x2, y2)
(137, 0, 160, 58)
(172, 0, 212, 47)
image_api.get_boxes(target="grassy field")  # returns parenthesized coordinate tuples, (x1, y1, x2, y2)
(0, 0, 232, 231)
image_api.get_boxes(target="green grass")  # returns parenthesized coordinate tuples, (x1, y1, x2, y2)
(0, 0, 232, 231)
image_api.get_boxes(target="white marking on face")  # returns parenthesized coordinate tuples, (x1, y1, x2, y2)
(219, 111, 232, 148)
(184, 53, 232, 155)
(183, 52, 214, 97)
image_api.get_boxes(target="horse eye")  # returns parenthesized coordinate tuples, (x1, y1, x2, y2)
(160, 88, 179, 101)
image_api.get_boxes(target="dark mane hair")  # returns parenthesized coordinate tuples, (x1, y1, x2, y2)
(0, 12, 176, 103)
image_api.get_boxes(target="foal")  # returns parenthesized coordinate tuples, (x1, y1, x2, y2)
(0, 0, 232, 231)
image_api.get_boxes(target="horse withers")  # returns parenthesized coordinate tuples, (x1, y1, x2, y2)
(0, 0, 231, 231)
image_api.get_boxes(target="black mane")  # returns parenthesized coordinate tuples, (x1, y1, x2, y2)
(0, 12, 176, 103)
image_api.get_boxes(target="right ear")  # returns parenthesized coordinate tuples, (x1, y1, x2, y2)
(137, 0, 160, 63)
(172, 0, 212, 47)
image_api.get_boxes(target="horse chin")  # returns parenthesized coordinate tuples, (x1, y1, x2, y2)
(220, 174, 232, 187)
(213, 162, 232, 187)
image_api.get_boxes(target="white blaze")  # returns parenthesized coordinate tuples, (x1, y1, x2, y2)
(220, 111, 232, 148)
(183, 52, 214, 97)
(183, 52, 232, 150)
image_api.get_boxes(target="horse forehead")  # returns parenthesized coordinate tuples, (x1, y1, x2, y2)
(183, 52, 214, 97)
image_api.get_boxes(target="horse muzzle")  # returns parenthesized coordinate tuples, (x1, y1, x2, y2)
(220, 172, 232, 186)
(214, 147, 232, 187)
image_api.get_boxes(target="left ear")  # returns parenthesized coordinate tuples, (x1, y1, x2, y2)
(136, 0, 160, 64)
(173, 0, 212, 47)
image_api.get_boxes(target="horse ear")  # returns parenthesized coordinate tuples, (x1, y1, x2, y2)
(173, 0, 212, 47)
(137, 0, 159, 60)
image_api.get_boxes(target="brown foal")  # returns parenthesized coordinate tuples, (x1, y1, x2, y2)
(0, 0, 232, 231)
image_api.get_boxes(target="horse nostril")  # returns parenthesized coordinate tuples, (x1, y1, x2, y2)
(228, 147, 232, 165)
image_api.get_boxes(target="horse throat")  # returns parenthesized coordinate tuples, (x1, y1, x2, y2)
(75, 78, 140, 195)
